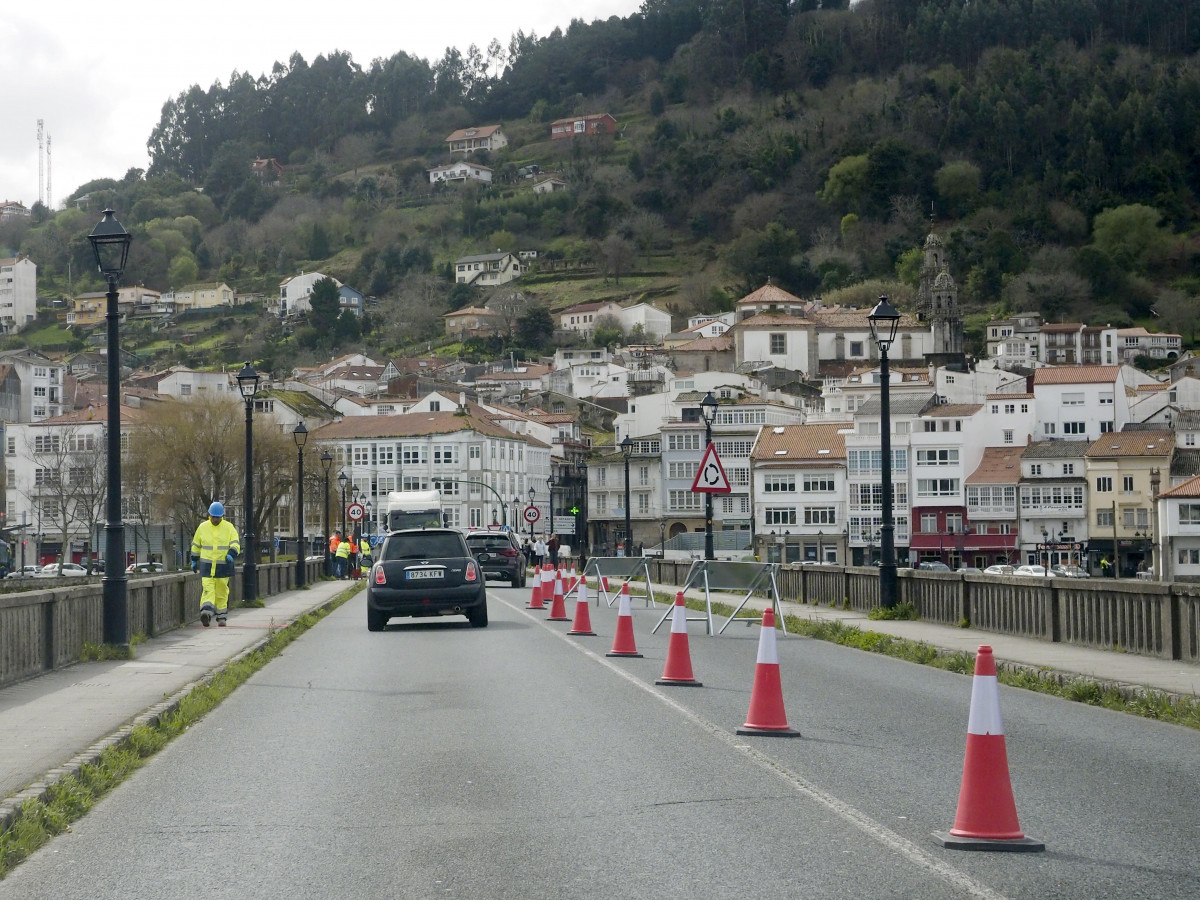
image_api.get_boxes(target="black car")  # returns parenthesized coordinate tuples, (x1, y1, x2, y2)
(366, 528, 488, 631)
(464, 530, 526, 588)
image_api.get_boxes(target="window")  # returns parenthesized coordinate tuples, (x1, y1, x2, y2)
(378, 445, 394, 466)
(1180, 504, 1200, 525)
(1122, 475, 1135, 493)
(1044, 423, 1056, 435)
(33, 435, 61, 453)
(669, 462, 699, 480)
(1187, 434, 1197, 447)
(1096, 476, 1113, 493)
(1029, 464, 1042, 476)
(1123, 508, 1135, 528)
(920, 513, 937, 533)
(1137, 508, 1149, 529)
(763, 474, 796, 493)
(469, 445, 481, 460)
(1062, 393, 1084, 406)
(402, 444, 427, 466)
(1097, 509, 1114, 527)
(916, 448, 958, 466)
(1021, 404, 1029, 413)
(667, 433, 701, 451)
(803, 507, 837, 525)
(849, 341, 863, 356)
(1003, 430, 1014, 444)
(669, 490, 702, 511)
(769, 333, 786, 355)
(1099, 392, 1114, 405)
(1178, 548, 1200, 565)
(764, 507, 798, 526)
(945, 514, 963, 533)
(1100, 421, 1114, 433)
(638, 494, 651, 514)
(1062, 463, 1074, 475)
(802, 476, 835, 493)
(916, 478, 959, 497)
(1063, 422, 1086, 434)
(433, 445, 457, 465)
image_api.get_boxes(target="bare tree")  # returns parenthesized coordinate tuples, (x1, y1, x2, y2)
(20, 422, 107, 574)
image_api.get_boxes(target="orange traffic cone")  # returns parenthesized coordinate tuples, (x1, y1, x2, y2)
(547, 568, 570, 621)
(565, 564, 579, 594)
(567, 576, 596, 636)
(656, 591, 701, 687)
(934, 646, 1044, 851)
(606, 582, 642, 658)
(736, 607, 800, 737)
(526, 563, 545, 609)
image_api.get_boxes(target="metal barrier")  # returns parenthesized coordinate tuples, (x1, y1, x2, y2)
(652, 560, 784, 636)
(581, 557, 658, 607)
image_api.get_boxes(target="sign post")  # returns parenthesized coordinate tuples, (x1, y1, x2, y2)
(523, 505, 540, 544)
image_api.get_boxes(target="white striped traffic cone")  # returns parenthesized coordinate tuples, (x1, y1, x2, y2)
(656, 591, 701, 686)
(567, 575, 596, 636)
(606, 582, 642, 657)
(736, 607, 800, 737)
(934, 645, 1044, 851)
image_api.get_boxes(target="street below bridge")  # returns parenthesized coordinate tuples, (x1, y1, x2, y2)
(2, 585, 1196, 899)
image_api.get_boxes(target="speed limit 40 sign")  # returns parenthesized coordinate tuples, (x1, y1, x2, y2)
(347, 502, 365, 521)
(523, 505, 540, 524)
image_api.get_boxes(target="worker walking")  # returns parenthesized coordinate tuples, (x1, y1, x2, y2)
(335, 535, 352, 579)
(359, 537, 373, 572)
(190, 501, 241, 627)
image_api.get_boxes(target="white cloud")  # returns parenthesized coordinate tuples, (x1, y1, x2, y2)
(0, 1, 640, 206)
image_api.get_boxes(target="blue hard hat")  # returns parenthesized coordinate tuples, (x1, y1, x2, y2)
(208, 501, 225, 517)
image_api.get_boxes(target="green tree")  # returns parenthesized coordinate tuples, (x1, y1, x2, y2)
(307, 277, 341, 326)
(1091, 204, 1171, 273)
(517, 304, 555, 350)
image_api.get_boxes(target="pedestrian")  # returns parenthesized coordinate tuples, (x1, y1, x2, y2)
(523, 537, 534, 567)
(348, 534, 359, 579)
(1100, 556, 1112, 578)
(190, 501, 241, 627)
(534, 535, 548, 568)
(359, 536, 373, 572)
(547, 533, 560, 568)
(329, 529, 341, 571)
(335, 533, 352, 578)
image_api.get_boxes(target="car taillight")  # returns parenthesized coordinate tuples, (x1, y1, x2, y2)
(374, 566, 386, 584)
(499, 549, 518, 557)
(465, 561, 478, 582)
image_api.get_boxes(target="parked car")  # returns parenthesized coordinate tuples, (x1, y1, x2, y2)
(366, 528, 487, 631)
(1015, 564, 1055, 577)
(126, 561, 166, 574)
(916, 560, 952, 571)
(464, 531, 526, 588)
(956, 566, 984, 575)
(1051, 564, 1090, 578)
(38, 562, 88, 577)
(983, 564, 1016, 576)
(6, 565, 42, 579)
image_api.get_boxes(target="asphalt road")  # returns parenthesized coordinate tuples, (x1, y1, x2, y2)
(2, 586, 1197, 899)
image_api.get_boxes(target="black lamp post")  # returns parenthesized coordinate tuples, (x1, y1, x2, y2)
(620, 435, 633, 557)
(660, 519, 667, 558)
(338, 471, 348, 542)
(88, 209, 132, 648)
(528, 486, 536, 544)
(321, 450, 333, 576)
(236, 362, 261, 603)
(700, 391, 718, 560)
(868, 296, 901, 608)
(293, 422, 307, 588)
(546, 474, 556, 538)
(365, 500, 373, 541)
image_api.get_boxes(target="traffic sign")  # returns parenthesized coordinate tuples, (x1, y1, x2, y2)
(523, 505, 541, 524)
(347, 503, 365, 521)
(552, 516, 575, 535)
(691, 443, 732, 494)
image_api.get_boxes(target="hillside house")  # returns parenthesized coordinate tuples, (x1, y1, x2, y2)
(454, 252, 522, 287)
(550, 113, 617, 140)
(444, 125, 508, 156)
(429, 160, 493, 186)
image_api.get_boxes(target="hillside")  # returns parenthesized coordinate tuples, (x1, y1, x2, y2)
(2, 0, 1199, 373)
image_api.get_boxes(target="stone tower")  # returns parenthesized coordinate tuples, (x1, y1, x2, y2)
(916, 229, 963, 357)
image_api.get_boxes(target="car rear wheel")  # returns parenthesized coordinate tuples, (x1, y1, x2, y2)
(468, 602, 488, 628)
(367, 608, 389, 631)
(510, 569, 522, 588)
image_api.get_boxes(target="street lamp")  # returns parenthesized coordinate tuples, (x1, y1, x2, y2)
(338, 471, 349, 540)
(868, 296, 901, 608)
(620, 435, 633, 557)
(88, 209, 132, 648)
(365, 500, 373, 541)
(546, 475, 556, 537)
(293, 422, 307, 588)
(528, 486, 536, 544)
(660, 519, 667, 558)
(236, 362, 262, 603)
(700, 391, 719, 560)
(321, 450, 333, 576)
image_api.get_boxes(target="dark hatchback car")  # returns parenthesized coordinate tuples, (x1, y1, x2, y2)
(464, 530, 526, 588)
(367, 528, 487, 631)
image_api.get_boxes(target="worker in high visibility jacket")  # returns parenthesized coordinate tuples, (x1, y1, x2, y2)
(335, 534, 352, 579)
(359, 537, 373, 571)
(190, 501, 241, 627)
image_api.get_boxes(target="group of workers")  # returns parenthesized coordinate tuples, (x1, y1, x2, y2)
(328, 529, 372, 579)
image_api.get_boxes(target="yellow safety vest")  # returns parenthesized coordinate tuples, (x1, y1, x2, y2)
(190, 519, 241, 578)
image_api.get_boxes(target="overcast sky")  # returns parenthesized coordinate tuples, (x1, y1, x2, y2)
(1, 1, 642, 210)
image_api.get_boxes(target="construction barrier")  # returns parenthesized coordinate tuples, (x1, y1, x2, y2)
(582, 556, 658, 608)
(652, 560, 784, 636)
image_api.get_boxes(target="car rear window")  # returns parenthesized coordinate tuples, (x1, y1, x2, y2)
(382, 533, 466, 561)
(468, 536, 515, 552)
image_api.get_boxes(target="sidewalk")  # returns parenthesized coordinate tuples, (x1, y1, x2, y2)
(675, 588, 1200, 699)
(0, 578, 352, 811)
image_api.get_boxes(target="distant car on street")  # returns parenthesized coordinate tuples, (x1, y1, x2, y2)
(1015, 564, 1055, 578)
(916, 560, 952, 571)
(126, 561, 165, 574)
(956, 566, 984, 575)
(37, 562, 88, 577)
(7, 565, 41, 579)
(1051, 564, 1090, 578)
(983, 564, 1016, 576)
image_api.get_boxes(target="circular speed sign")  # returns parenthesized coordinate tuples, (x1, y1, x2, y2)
(347, 502, 365, 522)
(523, 505, 541, 524)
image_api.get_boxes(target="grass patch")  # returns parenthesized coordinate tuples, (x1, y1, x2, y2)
(868, 601, 919, 621)
(673, 594, 1200, 731)
(0, 582, 362, 880)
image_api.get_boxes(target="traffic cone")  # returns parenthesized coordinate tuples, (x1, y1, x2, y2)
(736, 608, 801, 737)
(526, 563, 545, 609)
(606, 582, 642, 657)
(934, 646, 1044, 852)
(567, 576, 596, 636)
(656, 591, 701, 687)
(547, 568, 570, 621)
(565, 564, 579, 594)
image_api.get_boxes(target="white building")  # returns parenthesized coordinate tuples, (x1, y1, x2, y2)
(280, 272, 340, 317)
(429, 160, 494, 185)
(0, 257, 37, 334)
(617, 302, 672, 341)
(157, 367, 237, 400)
(454, 252, 522, 287)
(1030, 365, 1132, 442)
(1157, 473, 1200, 582)
(0, 349, 65, 421)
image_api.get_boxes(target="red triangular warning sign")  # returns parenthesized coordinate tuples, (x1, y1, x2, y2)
(691, 443, 732, 494)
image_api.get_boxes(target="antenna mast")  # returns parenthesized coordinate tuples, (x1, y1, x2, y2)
(37, 120, 44, 206)
(46, 133, 52, 210)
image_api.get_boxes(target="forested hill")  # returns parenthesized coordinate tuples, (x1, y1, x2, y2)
(10, 0, 1200, 369)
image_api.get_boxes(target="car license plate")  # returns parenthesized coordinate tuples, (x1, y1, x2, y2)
(406, 569, 443, 580)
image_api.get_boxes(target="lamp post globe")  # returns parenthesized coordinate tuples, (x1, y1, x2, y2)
(868, 296, 901, 609)
(88, 209, 132, 649)
(293, 422, 308, 588)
